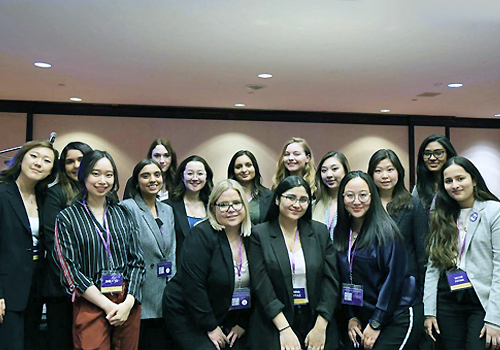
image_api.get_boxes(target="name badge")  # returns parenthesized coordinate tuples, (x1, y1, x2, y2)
(342, 283, 363, 306)
(229, 288, 251, 310)
(446, 268, 472, 292)
(32, 244, 40, 261)
(293, 287, 308, 305)
(101, 271, 123, 293)
(157, 261, 172, 277)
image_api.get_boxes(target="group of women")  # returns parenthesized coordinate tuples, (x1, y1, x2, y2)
(0, 134, 498, 350)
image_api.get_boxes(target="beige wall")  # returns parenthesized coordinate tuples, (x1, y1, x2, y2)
(0, 112, 26, 171)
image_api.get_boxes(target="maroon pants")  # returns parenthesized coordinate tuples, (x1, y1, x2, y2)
(72, 290, 141, 350)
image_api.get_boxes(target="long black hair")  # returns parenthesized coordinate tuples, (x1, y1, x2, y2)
(367, 149, 412, 217)
(77, 150, 119, 203)
(416, 134, 457, 210)
(147, 138, 177, 192)
(333, 171, 401, 252)
(265, 175, 312, 222)
(170, 155, 214, 205)
(227, 150, 266, 197)
(129, 158, 162, 198)
(428, 156, 498, 270)
(58, 141, 93, 205)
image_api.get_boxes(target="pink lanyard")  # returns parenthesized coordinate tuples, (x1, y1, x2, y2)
(83, 200, 114, 268)
(285, 229, 300, 276)
(456, 219, 467, 260)
(328, 213, 335, 232)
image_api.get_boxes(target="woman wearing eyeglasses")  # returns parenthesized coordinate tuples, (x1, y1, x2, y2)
(163, 179, 252, 350)
(167, 155, 214, 264)
(414, 135, 457, 213)
(248, 176, 339, 350)
(335, 171, 421, 350)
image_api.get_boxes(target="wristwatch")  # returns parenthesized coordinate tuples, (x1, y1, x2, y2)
(368, 319, 381, 330)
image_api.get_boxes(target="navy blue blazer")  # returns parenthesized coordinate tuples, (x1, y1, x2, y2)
(0, 181, 44, 311)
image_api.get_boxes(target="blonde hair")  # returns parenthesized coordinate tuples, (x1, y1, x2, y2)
(272, 137, 316, 194)
(207, 179, 252, 237)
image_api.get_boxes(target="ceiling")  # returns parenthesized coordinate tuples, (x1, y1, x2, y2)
(1, 0, 500, 119)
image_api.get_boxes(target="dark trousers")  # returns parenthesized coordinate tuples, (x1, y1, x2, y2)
(0, 270, 43, 350)
(346, 304, 423, 350)
(436, 275, 487, 350)
(45, 296, 74, 350)
(73, 293, 141, 350)
(139, 318, 167, 350)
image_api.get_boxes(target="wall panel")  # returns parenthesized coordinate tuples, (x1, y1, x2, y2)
(0, 112, 27, 171)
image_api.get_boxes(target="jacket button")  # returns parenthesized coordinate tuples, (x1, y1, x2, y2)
(150, 263, 155, 269)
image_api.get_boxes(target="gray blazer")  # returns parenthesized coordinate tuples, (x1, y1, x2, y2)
(423, 200, 500, 327)
(120, 195, 176, 319)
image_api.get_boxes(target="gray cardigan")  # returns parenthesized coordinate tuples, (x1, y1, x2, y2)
(120, 195, 176, 319)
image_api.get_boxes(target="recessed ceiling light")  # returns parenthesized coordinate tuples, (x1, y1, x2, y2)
(381, 109, 391, 113)
(235, 103, 245, 107)
(495, 114, 500, 117)
(257, 73, 273, 79)
(447, 83, 463, 88)
(34, 62, 52, 68)
(70, 97, 82, 102)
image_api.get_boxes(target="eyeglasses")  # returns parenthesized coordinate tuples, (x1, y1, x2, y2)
(343, 192, 371, 203)
(281, 194, 310, 205)
(423, 149, 446, 160)
(214, 201, 244, 213)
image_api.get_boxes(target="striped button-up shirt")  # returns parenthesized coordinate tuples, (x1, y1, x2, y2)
(54, 199, 145, 301)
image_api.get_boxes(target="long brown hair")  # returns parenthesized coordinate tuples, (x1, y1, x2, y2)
(427, 156, 498, 270)
(0, 140, 59, 192)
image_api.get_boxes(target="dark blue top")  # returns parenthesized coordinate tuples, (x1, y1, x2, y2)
(337, 238, 419, 327)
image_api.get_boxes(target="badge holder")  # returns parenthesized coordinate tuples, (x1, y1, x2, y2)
(101, 270, 123, 294)
(293, 286, 308, 305)
(342, 283, 363, 306)
(229, 288, 251, 310)
(446, 268, 472, 292)
(157, 260, 172, 277)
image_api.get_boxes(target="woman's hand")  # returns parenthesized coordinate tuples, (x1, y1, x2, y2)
(362, 324, 381, 350)
(305, 315, 328, 350)
(227, 325, 245, 347)
(279, 327, 301, 350)
(208, 326, 229, 350)
(480, 324, 500, 350)
(348, 317, 363, 348)
(424, 317, 440, 342)
(107, 294, 135, 326)
(0, 299, 5, 323)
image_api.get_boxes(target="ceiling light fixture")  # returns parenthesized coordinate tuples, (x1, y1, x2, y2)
(381, 109, 391, 113)
(70, 97, 82, 102)
(495, 114, 500, 117)
(34, 62, 52, 68)
(257, 73, 273, 79)
(235, 103, 245, 107)
(447, 83, 463, 88)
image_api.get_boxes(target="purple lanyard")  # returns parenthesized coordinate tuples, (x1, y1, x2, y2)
(236, 238, 243, 277)
(159, 226, 166, 251)
(285, 228, 300, 276)
(328, 213, 335, 233)
(83, 200, 114, 268)
(456, 219, 467, 260)
(347, 230, 357, 283)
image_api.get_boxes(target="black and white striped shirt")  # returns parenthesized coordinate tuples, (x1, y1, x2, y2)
(54, 199, 145, 301)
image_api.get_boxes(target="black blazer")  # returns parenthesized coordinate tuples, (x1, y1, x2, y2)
(0, 182, 44, 311)
(42, 183, 69, 298)
(165, 198, 191, 265)
(252, 188, 273, 225)
(248, 219, 339, 349)
(163, 220, 251, 332)
(390, 196, 428, 292)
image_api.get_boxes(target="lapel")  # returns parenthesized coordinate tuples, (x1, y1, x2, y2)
(134, 194, 165, 255)
(299, 220, 317, 301)
(269, 220, 294, 299)
(172, 199, 191, 238)
(463, 200, 485, 256)
(6, 182, 31, 233)
(218, 228, 235, 293)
